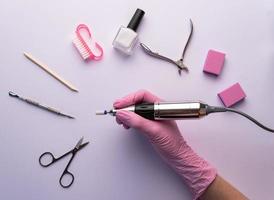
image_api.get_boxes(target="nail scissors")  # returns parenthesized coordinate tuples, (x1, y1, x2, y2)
(39, 137, 89, 188)
(140, 19, 194, 75)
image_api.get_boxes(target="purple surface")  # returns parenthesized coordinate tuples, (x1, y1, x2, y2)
(0, 0, 274, 199)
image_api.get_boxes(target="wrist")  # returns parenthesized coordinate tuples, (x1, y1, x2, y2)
(166, 141, 217, 200)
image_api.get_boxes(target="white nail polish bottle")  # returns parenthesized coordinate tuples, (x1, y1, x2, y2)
(113, 9, 145, 55)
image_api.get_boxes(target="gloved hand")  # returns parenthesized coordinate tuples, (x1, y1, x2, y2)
(114, 90, 217, 200)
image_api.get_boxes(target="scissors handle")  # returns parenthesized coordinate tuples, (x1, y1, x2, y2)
(59, 170, 74, 188)
(38, 141, 89, 188)
(39, 152, 56, 167)
(59, 152, 76, 188)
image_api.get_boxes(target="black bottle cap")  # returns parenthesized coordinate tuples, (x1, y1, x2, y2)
(127, 8, 145, 32)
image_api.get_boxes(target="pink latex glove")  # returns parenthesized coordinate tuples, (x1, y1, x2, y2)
(114, 90, 217, 200)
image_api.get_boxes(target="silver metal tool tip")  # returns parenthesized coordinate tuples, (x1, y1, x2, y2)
(75, 137, 84, 149)
(95, 110, 108, 115)
(8, 91, 18, 97)
(66, 115, 75, 119)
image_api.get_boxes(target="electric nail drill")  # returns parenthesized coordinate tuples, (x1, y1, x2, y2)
(96, 102, 274, 133)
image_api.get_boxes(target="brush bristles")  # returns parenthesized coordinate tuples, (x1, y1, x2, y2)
(73, 37, 90, 60)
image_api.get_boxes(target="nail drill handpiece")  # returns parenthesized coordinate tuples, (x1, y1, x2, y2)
(96, 102, 208, 120)
(96, 101, 274, 133)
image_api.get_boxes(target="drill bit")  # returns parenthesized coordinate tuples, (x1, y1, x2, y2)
(95, 110, 108, 115)
(95, 110, 116, 116)
(95, 106, 135, 116)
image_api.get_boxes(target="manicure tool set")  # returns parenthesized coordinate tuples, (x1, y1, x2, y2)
(9, 7, 273, 188)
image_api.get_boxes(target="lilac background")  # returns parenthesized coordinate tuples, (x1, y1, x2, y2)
(0, 0, 274, 199)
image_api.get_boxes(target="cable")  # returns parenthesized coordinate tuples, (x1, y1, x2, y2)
(207, 105, 274, 133)
(225, 108, 274, 133)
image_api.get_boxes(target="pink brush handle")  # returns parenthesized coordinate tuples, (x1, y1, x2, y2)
(76, 24, 103, 60)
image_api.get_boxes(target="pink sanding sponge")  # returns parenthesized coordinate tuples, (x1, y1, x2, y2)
(218, 83, 246, 107)
(203, 50, 225, 75)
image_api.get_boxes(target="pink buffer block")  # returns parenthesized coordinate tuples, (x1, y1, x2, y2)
(218, 83, 246, 107)
(203, 50, 225, 75)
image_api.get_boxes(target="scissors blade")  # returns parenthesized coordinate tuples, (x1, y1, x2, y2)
(78, 142, 89, 151)
(75, 137, 84, 149)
